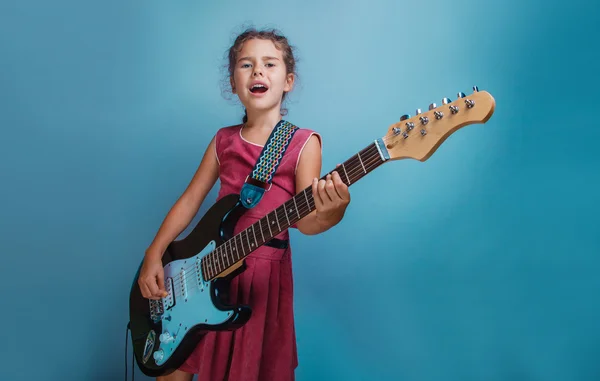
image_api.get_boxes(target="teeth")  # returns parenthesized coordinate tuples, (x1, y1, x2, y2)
(252, 84, 266, 89)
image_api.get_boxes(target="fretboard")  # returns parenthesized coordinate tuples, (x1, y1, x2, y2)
(201, 140, 387, 280)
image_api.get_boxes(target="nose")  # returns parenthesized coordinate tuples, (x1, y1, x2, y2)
(252, 67, 263, 77)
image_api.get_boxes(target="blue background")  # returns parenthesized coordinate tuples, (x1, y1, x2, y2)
(2, 0, 599, 380)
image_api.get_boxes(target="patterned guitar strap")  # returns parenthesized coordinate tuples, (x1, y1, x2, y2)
(239, 120, 299, 248)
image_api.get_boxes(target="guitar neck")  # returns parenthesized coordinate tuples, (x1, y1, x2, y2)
(201, 139, 388, 281)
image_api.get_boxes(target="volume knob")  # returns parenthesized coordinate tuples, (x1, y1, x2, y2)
(153, 349, 164, 362)
(160, 332, 174, 343)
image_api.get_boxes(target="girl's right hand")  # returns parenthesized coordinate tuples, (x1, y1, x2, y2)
(138, 255, 168, 300)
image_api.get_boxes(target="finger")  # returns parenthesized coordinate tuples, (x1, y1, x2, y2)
(324, 175, 338, 202)
(146, 278, 160, 299)
(319, 177, 333, 203)
(139, 281, 152, 299)
(332, 171, 350, 201)
(312, 178, 323, 209)
(156, 271, 167, 298)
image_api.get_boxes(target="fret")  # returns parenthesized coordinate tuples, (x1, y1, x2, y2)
(223, 243, 230, 267)
(274, 210, 281, 231)
(228, 240, 234, 266)
(220, 244, 226, 269)
(251, 224, 258, 246)
(216, 251, 222, 275)
(257, 221, 265, 244)
(303, 188, 310, 211)
(209, 253, 217, 276)
(357, 151, 367, 173)
(230, 237, 236, 263)
(249, 228, 256, 248)
(244, 229, 252, 252)
(292, 195, 300, 219)
(341, 162, 351, 185)
(236, 234, 244, 258)
(283, 202, 290, 226)
(206, 256, 212, 279)
(207, 258, 214, 279)
(258, 218, 267, 242)
(266, 213, 273, 236)
(287, 201, 296, 223)
(201, 141, 386, 281)
(215, 247, 221, 271)
(218, 247, 225, 270)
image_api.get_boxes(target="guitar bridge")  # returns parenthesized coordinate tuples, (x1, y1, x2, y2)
(149, 299, 164, 323)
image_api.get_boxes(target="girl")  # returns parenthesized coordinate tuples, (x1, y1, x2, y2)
(137, 27, 350, 381)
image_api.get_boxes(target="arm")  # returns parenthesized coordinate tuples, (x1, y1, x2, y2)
(145, 135, 220, 260)
(139, 135, 220, 300)
(295, 134, 350, 235)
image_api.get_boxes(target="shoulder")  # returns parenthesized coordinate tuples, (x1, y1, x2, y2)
(213, 123, 242, 149)
(211, 124, 242, 164)
(291, 126, 322, 174)
(292, 126, 322, 150)
(214, 123, 242, 141)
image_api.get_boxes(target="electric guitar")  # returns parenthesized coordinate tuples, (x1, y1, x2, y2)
(128, 87, 496, 377)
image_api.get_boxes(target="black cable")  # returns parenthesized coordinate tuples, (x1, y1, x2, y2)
(125, 322, 134, 381)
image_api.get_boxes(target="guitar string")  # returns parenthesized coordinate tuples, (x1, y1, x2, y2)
(163, 151, 385, 302)
(163, 145, 385, 299)
(164, 146, 384, 298)
(168, 141, 386, 293)
(166, 142, 386, 296)
(199, 143, 381, 273)
(175, 142, 382, 282)
(163, 143, 387, 298)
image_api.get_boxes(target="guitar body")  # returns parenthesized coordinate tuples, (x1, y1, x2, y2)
(128, 193, 252, 377)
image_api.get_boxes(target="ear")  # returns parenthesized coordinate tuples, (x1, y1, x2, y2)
(230, 76, 237, 94)
(284, 73, 295, 93)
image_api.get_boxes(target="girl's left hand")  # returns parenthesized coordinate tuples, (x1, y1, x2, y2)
(312, 168, 351, 227)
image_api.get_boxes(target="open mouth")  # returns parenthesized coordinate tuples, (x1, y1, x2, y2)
(249, 83, 269, 94)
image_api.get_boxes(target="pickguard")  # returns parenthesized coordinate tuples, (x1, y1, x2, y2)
(147, 240, 234, 366)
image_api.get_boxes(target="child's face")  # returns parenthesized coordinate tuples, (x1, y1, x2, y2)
(231, 38, 294, 116)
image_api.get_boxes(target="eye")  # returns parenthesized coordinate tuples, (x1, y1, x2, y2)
(266, 63, 275, 67)
(241, 63, 251, 68)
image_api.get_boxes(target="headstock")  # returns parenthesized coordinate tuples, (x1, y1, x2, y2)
(383, 86, 495, 162)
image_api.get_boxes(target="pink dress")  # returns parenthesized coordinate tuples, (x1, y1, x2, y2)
(179, 123, 321, 381)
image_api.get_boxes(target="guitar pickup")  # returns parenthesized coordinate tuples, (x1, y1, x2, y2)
(163, 277, 175, 309)
(179, 269, 188, 300)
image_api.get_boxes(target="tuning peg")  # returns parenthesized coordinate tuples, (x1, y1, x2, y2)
(473, 85, 479, 92)
(457, 92, 466, 98)
(442, 97, 451, 105)
(416, 108, 422, 115)
(428, 103, 437, 110)
(400, 114, 410, 121)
